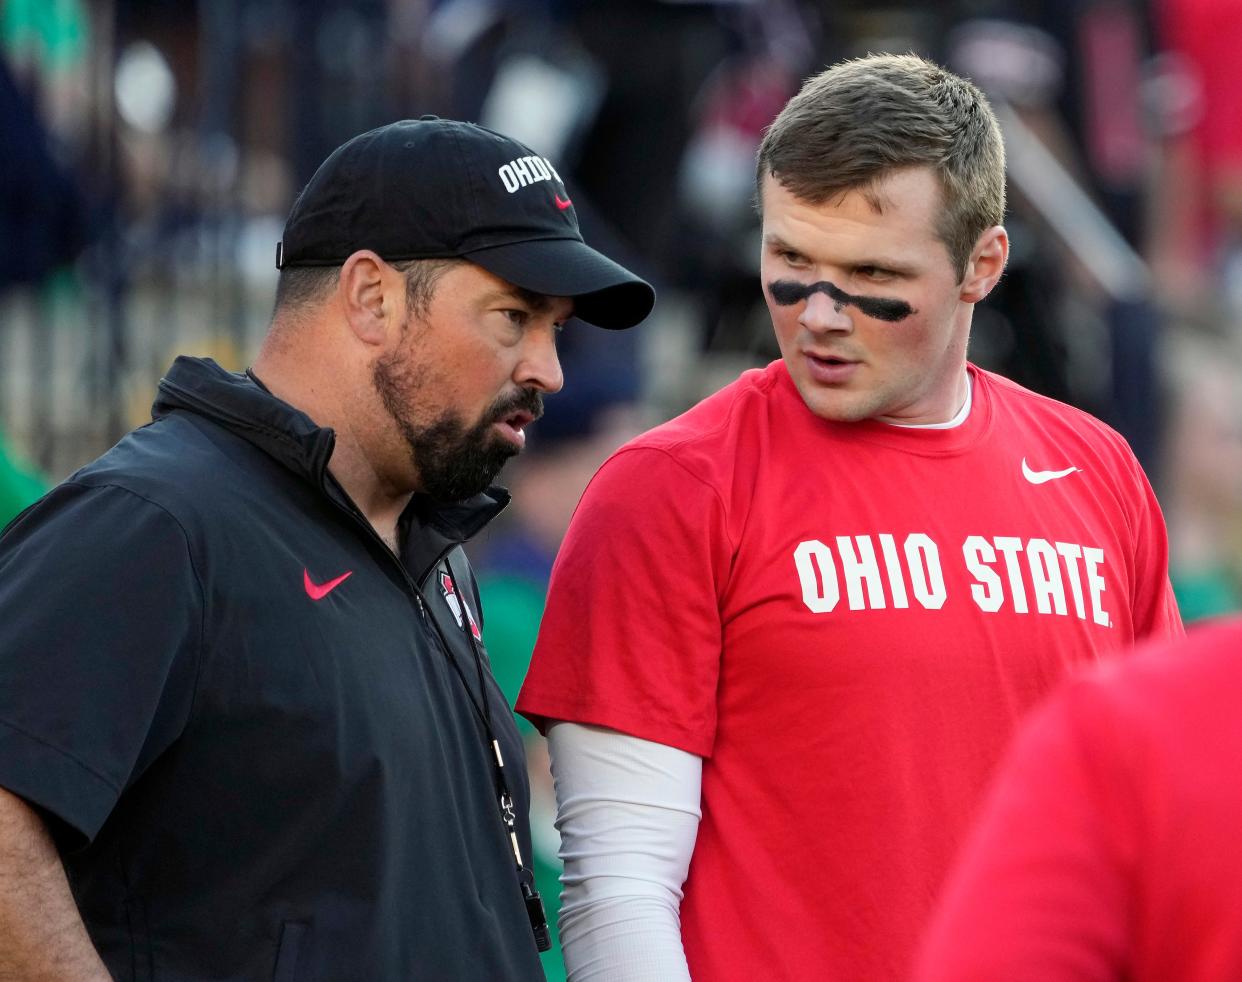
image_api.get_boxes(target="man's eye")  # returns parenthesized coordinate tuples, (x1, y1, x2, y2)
(780, 250, 808, 266)
(502, 309, 530, 326)
(857, 266, 894, 281)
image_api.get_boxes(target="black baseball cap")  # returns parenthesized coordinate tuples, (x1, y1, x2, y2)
(277, 117, 655, 330)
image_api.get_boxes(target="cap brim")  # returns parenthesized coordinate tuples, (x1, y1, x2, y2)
(463, 238, 655, 330)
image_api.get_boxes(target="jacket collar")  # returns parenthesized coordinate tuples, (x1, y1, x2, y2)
(152, 356, 509, 555)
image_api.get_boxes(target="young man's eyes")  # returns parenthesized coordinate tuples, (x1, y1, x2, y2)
(774, 250, 899, 283)
(777, 249, 809, 267)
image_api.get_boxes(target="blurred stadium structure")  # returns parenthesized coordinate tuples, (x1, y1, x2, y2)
(3, 0, 1241, 975)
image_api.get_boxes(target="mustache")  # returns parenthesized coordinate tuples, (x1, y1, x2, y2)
(767, 279, 915, 323)
(485, 387, 545, 425)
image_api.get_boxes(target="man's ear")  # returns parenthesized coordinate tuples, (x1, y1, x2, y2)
(339, 250, 400, 345)
(959, 226, 1009, 304)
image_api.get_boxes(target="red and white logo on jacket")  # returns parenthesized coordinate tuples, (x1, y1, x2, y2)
(439, 572, 482, 641)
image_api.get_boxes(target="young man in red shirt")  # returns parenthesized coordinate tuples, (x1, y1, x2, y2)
(518, 54, 1182, 980)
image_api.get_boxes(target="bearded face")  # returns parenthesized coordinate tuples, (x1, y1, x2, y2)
(372, 338, 544, 503)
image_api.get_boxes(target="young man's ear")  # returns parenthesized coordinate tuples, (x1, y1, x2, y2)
(339, 250, 401, 345)
(959, 226, 1009, 304)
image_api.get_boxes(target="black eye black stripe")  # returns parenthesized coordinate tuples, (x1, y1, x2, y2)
(767, 279, 915, 323)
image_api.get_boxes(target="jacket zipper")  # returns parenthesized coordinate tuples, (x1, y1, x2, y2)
(322, 476, 544, 948)
(320, 477, 452, 618)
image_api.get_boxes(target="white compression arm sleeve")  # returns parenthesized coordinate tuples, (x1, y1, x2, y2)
(546, 722, 703, 981)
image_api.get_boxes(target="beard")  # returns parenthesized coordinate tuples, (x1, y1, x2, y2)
(372, 345, 543, 503)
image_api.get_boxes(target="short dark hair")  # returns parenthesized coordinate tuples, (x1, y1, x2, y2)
(273, 266, 337, 312)
(756, 53, 1005, 279)
(400, 258, 463, 317)
(272, 257, 464, 319)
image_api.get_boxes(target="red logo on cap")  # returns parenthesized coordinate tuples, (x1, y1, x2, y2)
(554, 194, 573, 211)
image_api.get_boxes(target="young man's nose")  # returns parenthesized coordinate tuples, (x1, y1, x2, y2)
(799, 290, 854, 334)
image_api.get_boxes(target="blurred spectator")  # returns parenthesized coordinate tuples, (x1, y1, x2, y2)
(563, 0, 742, 289)
(0, 51, 90, 289)
(1162, 339, 1242, 620)
(1150, 0, 1242, 312)
(0, 0, 89, 127)
(916, 616, 1242, 981)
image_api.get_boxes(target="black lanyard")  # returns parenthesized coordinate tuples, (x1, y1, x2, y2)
(419, 562, 551, 953)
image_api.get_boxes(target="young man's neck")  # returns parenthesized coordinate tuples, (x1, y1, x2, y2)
(881, 369, 973, 429)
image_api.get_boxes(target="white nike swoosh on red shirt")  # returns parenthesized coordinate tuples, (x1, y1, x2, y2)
(1021, 458, 1081, 484)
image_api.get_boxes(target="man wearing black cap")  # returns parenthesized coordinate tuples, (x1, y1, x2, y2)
(0, 117, 653, 980)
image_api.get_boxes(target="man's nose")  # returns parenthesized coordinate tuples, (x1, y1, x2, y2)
(517, 328, 564, 394)
(799, 290, 853, 334)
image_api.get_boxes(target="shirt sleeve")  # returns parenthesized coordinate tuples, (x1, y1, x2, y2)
(0, 482, 204, 845)
(516, 446, 733, 757)
(913, 683, 1134, 982)
(548, 722, 701, 982)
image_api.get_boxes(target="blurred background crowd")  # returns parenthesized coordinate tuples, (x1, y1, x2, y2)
(2, 0, 1241, 976)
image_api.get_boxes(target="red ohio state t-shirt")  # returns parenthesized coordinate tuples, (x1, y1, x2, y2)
(517, 361, 1182, 981)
